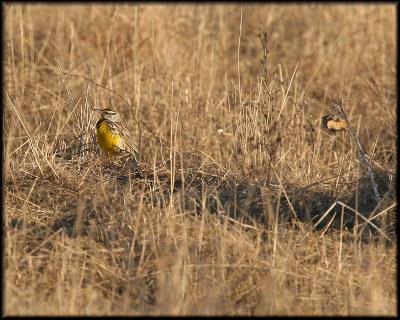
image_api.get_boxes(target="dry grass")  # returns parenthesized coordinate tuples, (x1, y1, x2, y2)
(3, 3, 397, 316)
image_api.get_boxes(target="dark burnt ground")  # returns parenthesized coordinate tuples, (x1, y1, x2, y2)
(7, 149, 395, 247)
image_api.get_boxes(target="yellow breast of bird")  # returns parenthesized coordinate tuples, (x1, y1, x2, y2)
(327, 119, 348, 131)
(96, 120, 122, 155)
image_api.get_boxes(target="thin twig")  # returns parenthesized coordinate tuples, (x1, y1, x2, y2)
(257, 28, 269, 86)
(330, 100, 380, 202)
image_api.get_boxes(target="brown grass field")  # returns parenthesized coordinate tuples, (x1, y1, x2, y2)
(3, 3, 397, 316)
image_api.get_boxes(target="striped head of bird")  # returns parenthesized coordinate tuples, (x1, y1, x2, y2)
(94, 108, 122, 123)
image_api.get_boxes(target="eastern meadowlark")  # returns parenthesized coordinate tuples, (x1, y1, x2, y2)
(94, 108, 139, 159)
(321, 114, 348, 133)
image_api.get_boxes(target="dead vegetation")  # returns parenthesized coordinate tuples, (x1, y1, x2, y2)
(4, 3, 397, 316)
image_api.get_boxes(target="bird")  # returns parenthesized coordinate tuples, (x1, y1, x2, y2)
(321, 114, 348, 133)
(94, 108, 139, 159)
